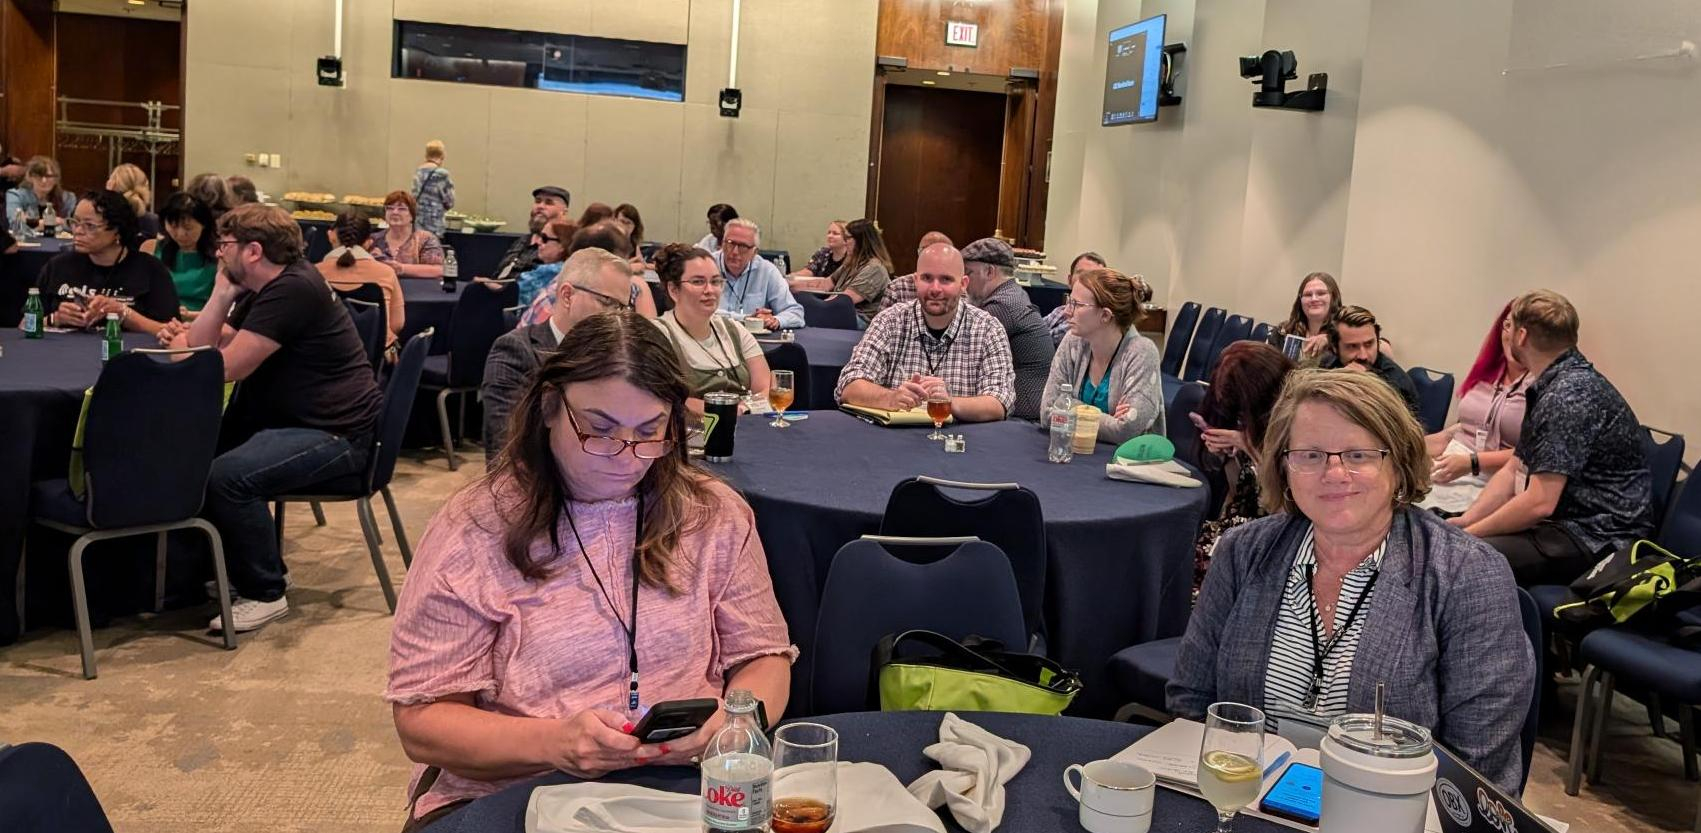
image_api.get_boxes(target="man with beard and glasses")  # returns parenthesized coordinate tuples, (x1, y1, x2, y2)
(492, 186, 570, 279)
(835, 242, 1014, 422)
(1319, 304, 1420, 415)
(157, 204, 382, 634)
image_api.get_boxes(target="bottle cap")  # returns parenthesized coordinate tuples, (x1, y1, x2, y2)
(106, 312, 119, 319)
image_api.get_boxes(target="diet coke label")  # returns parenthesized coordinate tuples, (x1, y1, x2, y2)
(701, 752, 772, 831)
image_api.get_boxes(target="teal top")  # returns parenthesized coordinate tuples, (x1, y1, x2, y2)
(158, 248, 216, 311)
(1080, 368, 1112, 412)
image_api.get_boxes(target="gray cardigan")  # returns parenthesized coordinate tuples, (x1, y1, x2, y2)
(1167, 507, 1534, 795)
(1040, 331, 1164, 444)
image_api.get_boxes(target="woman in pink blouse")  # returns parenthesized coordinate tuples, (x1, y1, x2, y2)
(386, 311, 796, 829)
(1421, 300, 1529, 513)
(371, 190, 446, 279)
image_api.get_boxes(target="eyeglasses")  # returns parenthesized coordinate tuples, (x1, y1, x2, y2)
(215, 237, 242, 252)
(1063, 299, 1099, 312)
(540, 235, 562, 244)
(681, 277, 726, 290)
(69, 221, 111, 235)
(1282, 448, 1391, 474)
(722, 240, 756, 252)
(564, 406, 673, 459)
(570, 283, 630, 310)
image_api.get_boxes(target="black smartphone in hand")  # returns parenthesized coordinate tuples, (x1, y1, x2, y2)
(630, 698, 719, 744)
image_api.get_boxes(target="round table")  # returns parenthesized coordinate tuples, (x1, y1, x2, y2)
(421, 711, 1289, 833)
(0, 237, 71, 327)
(758, 328, 861, 410)
(0, 328, 155, 643)
(401, 278, 464, 355)
(710, 412, 1210, 716)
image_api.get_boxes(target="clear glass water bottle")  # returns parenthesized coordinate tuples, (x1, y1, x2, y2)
(441, 247, 459, 292)
(701, 690, 773, 833)
(1048, 383, 1078, 464)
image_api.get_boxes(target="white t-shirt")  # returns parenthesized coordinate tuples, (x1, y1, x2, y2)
(654, 311, 762, 374)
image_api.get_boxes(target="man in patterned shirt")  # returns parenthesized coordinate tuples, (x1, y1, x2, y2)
(880, 230, 953, 310)
(1454, 290, 1655, 585)
(836, 243, 1015, 422)
(962, 237, 1054, 421)
(1043, 252, 1106, 345)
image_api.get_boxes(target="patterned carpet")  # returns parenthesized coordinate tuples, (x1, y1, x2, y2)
(0, 451, 1692, 832)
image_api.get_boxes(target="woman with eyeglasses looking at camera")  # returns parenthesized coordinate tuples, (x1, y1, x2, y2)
(651, 243, 773, 416)
(371, 190, 445, 279)
(387, 312, 794, 831)
(37, 189, 178, 336)
(1168, 369, 1533, 795)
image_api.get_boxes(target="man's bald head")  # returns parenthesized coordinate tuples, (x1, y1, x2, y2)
(916, 243, 963, 277)
(914, 244, 966, 321)
(917, 230, 953, 253)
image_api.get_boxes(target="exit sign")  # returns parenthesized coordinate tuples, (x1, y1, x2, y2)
(946, 20, 978, 47)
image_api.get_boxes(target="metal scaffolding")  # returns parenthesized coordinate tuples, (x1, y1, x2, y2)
(54, 96, 181, 210)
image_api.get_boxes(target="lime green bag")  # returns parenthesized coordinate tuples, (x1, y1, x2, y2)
(874, 630, 1082, 715)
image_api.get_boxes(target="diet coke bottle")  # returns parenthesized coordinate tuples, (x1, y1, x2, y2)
(701, 689, 773, 832)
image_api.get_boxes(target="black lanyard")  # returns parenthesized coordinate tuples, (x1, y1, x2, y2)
(1080, 333, 1127, 395)
(724, 261, 754, 308)
(1302, 560, 1378, 711)
(564, 494, 645, 712)
(915, 303, 961, 377)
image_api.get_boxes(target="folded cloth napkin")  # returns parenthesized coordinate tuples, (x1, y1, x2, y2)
(1105, 458, 1204, 488)
(526, 762, 944, 833)
(905, 712, 1032, 833)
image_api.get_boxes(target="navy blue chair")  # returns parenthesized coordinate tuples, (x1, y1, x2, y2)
(1515, 587, 1543, 792)
(1166, 382, 1209, 470)
(341, 297, 386, 376)
(1160, 302, 1200, 377)
(1407, 367, 1455, 434)
(1663, 476, 1701, 558)
(795, 291, 859, 330)
(271, 328, 433, 614)
(811, 537, 1027, 716)
(26, 348, 235, 679)
(1203, 314, 1255, 377)
(502, 303, 526, 331)
(420, 280, 516, 470)
(1249, 322, 1274, 345)
(762, 341, 812, 412)
(1180, 307, 1226, 382)
(1646, 427, 1687, 531)
(878, 477, 1047, 645)
(0, 743, 115, 832)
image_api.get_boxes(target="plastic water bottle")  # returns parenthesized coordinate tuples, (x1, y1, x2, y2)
(13, 209, 31, 238)
(441, 247, 459, 292)
(1048, 383, 1078, 464)
(101, 312, 122, 361)
(40, 203, 57, 234)
(22, 287, 44, 338)
(701, 689, 773, 833)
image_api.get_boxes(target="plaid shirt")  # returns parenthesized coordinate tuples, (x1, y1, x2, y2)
(835, 299, 1016, 415)
(411, 164, 456, 236)
(1043, 304, 1070, 345)
(879, 273, 917, 309)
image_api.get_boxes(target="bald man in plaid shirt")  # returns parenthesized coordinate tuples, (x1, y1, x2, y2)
(835, 243, 1016, 422)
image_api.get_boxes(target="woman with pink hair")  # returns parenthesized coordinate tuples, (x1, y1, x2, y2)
(1420, 301, 1529, 513)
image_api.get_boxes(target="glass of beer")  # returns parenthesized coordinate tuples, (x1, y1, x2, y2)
(769, 370, 795, 428)
(772, 722, 838, 833)
(925, 395, 951, 440)
(1197, 702, 1265, 832)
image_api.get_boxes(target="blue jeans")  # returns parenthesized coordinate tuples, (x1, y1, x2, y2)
(203, 427, 368, 601)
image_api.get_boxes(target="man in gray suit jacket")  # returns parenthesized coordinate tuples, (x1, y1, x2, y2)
(481, 248, 635, 467)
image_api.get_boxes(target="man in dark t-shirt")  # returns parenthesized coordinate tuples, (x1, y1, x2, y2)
(1455, 290, 1654, 585)
(159, 204, 382, 633)
(1319, 304, 1421, 416)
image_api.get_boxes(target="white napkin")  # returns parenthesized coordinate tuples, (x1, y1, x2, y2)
(1105, 458, 1204, 488)
(525, 762, 944, 833)
(905, 713, 1031, 833)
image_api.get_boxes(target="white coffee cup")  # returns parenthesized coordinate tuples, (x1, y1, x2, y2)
(1063, 760, 1155, 833)
(742, 316, 767, 333)
(1319, 714, 1436, 833)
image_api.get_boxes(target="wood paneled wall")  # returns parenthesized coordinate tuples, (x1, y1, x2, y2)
(54, 12, 183, 196)
(1, 0, 55, 160)
(876, 0, 1053, 74)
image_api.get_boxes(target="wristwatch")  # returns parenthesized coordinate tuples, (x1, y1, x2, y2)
(1469, 452, 1481, 477)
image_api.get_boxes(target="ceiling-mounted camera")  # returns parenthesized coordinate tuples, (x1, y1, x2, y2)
(1238, 49, 1326, 112)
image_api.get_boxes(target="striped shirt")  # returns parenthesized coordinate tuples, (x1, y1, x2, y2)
(1262, 529, 1385, 721)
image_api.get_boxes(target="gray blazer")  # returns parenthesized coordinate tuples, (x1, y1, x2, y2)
(481, 322, 557, 469)
(1040, 331, 1164, 444)
(1167, 507, 1534, 794)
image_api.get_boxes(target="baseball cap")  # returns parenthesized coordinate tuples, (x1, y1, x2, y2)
(532, 186, 571, 204)
(961, 237, 1016, 269)
(1113, 434, 1176, 464)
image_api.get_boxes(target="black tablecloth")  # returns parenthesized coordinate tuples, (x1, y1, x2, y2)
(710, 413, 1209, 716)
(0, 238, 71, 327)
(758, 329, 860, 410)
(421, 711, 1287, 833)
(299, 220, 521, 281)
(402, 278, 464, 355)
(0, 328, 155, 643)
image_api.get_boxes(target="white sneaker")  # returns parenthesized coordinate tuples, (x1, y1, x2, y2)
(205, 573, 292, 600)
(208, 595, 289, 633)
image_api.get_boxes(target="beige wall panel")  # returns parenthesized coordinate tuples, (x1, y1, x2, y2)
(386, 82, 493, 211)
(580, 96, 687, 244)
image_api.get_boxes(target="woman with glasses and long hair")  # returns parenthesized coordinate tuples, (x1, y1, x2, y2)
(515, 218, 576, 307)
(5, 155, 76, 226)
(1039, 268, 1163, 443)
(651, 243, 772, 415)
(38, 189, 178, 335)
(386, 312, 795, 831)
(371, 190, 446, 279)
(1169, 369, 1533, 795)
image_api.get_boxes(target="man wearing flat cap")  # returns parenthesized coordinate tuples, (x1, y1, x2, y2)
(493, 185, 572, 278)
(962, 237, 1055, 421)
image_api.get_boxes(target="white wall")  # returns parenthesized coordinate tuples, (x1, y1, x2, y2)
(1048, 0, 1701, 450)
(183, 0, 877, 260)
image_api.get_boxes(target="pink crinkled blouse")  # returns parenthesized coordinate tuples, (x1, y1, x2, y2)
(385, 476, 797, 819)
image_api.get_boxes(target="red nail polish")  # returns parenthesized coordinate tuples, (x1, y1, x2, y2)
(660, 743, 671, 755)
(622, 722, 635, 734)
(636, 756, 649, 764)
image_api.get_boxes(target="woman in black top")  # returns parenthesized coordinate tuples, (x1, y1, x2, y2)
(40, 189, 178, 336)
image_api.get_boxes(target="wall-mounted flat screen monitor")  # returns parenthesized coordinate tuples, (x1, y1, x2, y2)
(1102, 14, 1166, 125)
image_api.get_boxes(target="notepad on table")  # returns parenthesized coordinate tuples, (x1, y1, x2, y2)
(839, 403, 953, 427)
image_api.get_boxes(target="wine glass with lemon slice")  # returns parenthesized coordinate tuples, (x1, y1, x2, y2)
(1198, 702, 1265, 832)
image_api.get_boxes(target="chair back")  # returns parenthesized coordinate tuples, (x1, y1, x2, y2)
(1180, 307, 1226, 382)
(447, 280, 517, 386)
(795, 291, 858, 330)
(341, 297, 386, 374)
(1204, 314, 1255, 376)
(1407, 367, 1456, 434)
(652, 280, 674, 315)
(334, 282, 386, 305)
(1160, 301, 1200, 377)
(811, 538, 1028, 715)
(763, 342, 812, 411)
(878, 477, 1047, 639)
(1645, 427, 1687, 529)
(1661, 476, 1701, 555)
(1249, 321, 1274, 345)
(1516, 587, 1543, 791)
(368, 328, 435, 491)
(83, 349, 225, 528)
(1167, 381, 1209, 469)
(502, 304, 526, 331)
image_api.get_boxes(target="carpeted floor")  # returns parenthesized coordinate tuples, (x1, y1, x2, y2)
(0, 451, 1694, 832)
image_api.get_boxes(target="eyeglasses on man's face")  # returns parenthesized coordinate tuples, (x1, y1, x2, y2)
(570, 282, 629, 310)
(721, 240, 756, 253)
(564, 405, 673, 459)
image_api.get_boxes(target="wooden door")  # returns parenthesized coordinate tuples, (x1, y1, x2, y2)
(873, 84, 1006, 275)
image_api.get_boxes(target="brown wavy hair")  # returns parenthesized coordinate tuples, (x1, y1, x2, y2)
(654, 242, 714, 290)
(1199, 341, 1295, 458)
(1256, 368, 1431, 515)
(1280, 271, 1342, 337)
(486, 310, 709, 589)
(1076, 268, 1151, 331)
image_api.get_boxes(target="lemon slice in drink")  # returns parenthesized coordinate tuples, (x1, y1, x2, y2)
(1201, 750, 1262, 782)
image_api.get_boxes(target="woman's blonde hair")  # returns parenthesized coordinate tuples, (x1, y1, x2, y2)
(424, 139, 446, 162)
(108, 163, 151, 216)
(1255, 368, 1431, 515)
